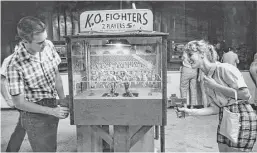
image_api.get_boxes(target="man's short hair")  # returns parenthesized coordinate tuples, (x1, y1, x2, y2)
(17, 16, 46, 43)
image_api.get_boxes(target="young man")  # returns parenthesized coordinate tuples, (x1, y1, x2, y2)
(1, 51, 26, 152)
(221, 47, 239, 67)
(7, 16, 69, 152)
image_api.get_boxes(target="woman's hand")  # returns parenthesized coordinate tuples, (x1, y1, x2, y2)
(203, 75, 218, 90)
(178, 105, 219, 116)
(177, 107, 190, 114)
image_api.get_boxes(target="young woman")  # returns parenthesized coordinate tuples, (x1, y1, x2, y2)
(179, 40, 257, 152)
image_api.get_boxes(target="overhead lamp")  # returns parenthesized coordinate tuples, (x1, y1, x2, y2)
(105, 39, 131, 47)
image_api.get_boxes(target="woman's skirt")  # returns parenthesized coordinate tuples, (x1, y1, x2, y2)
(217, 102, 257, 151)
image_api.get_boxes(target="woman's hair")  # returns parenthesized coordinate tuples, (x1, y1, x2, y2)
(17, 16, 46, 43)
(184, 40, 218, 63)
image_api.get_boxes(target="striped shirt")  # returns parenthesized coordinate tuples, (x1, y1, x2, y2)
(7, 40, 61, 103)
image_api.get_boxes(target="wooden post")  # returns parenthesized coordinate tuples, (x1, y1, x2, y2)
(114, 125, 130, 152)
(76, 125, 102, 152)
(91, 126, 103, 152)
(77, 125, 92, 152)
(160, 126, 165, 152)
(102, 125, 111, 152)
(66, 38, 74, 125)
(154, 126, 159, 140)
(161, 37, 168, 152)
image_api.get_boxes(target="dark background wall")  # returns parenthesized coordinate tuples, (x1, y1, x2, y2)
(222, 1, 257, 70)
(1, 1, 256, 70)
(1, 1, 55, 62)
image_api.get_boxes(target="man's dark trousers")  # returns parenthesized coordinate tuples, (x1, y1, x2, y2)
(6, 112, 26, 152)
(20, 98, 59, 152)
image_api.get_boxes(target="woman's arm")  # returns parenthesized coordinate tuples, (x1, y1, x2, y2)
(214, 83, 250, 100)
(203, 75, 250, 101)
(178, 104, 219, 116)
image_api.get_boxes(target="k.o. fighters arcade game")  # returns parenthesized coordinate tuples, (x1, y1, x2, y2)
(65, 9, 168, 152)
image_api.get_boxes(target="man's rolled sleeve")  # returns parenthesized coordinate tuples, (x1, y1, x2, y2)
(7, 65, 24, 96)
(0, 67, 5, 77)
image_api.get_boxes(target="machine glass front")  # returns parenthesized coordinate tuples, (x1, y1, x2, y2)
(71, 37, 163, 99)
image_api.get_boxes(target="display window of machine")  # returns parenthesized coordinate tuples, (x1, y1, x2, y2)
(70, 37, 163, 100)
(65, 32, 167, 126)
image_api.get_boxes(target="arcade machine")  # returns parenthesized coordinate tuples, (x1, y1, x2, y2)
(64, 9, 169, 152)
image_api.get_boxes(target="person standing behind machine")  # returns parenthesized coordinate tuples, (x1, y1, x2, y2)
(250, 52, 257, 106)
(213, 40, 226, 62)
(221, 47, 239, 67)
(250, 52, 257, 87)
(180, 50, 198, 109)
(7, 16, 69, 152)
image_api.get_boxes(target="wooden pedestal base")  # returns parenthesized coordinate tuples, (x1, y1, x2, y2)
(77, 125, 154, 152)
